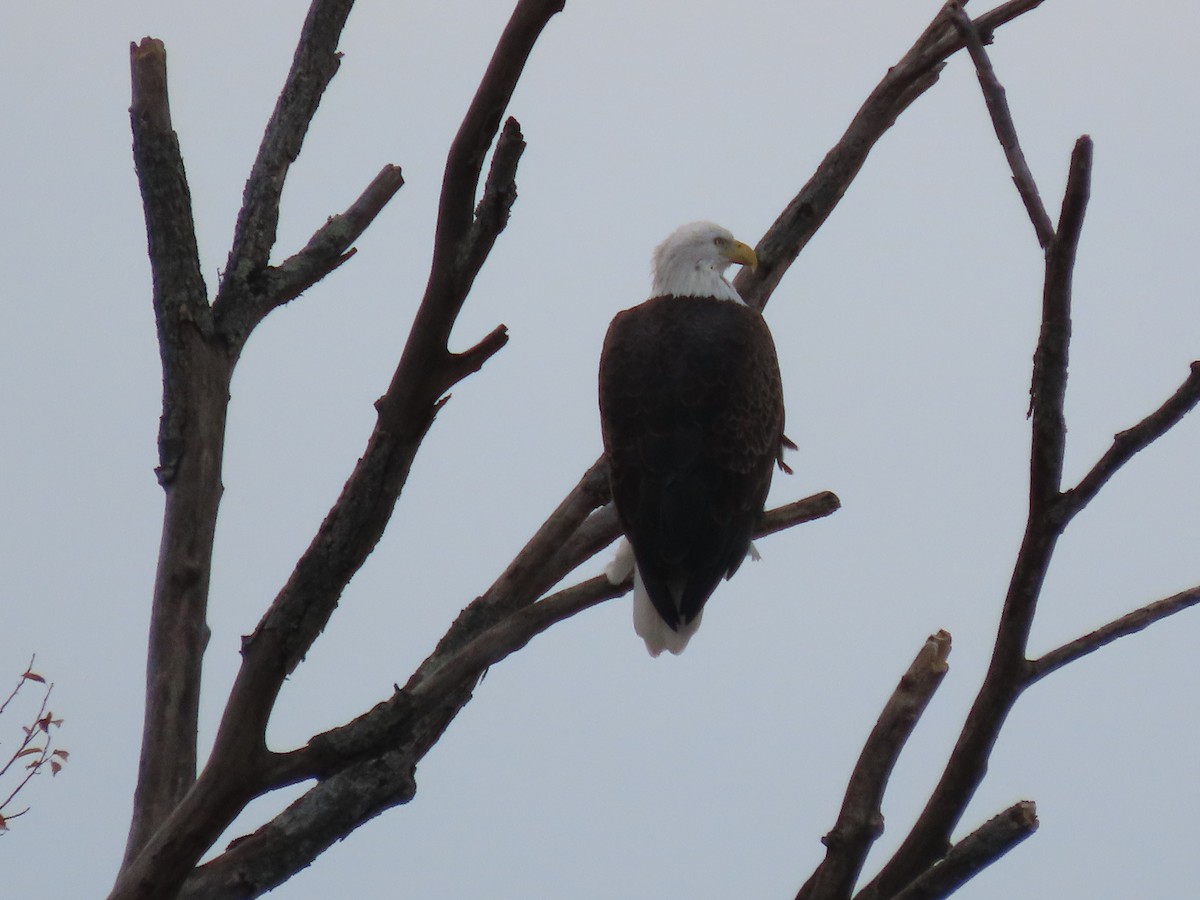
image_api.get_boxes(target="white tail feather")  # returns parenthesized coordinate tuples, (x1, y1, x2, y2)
(632, 567, 702, 657)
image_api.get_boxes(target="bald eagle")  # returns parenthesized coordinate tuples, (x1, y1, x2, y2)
(599, 222, 791, 656)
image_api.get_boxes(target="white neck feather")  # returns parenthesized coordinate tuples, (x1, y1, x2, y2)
(652, 266, 744, 303)
(651, 245, 746, 304)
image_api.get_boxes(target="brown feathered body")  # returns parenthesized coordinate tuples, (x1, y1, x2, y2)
(599, 293, 788, 640)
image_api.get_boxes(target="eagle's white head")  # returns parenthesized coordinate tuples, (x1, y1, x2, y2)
(651, 220, 758, 304)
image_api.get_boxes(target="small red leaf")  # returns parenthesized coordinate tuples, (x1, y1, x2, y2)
(52, 749, 69, 760)
(21, 671, 45, 684)
(50, 760, 61, 776)
(15, 747, 42, 759)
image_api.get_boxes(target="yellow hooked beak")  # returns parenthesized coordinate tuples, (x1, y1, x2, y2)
(725, 238, 758, 271)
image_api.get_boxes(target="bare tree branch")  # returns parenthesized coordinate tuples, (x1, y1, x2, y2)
(416, 492, 844, 704)
(415, 485, 841, 693)
(799, 632, 952, 900)
(126, 36, 229, 866)
(411, 577, 623, 705)
(179, 486, 838, 900)
(129, 38, 209, 343)
(178, 744, 424, 900)
(112, 4, 564, 898)
(419, 3, 564, 348)
(264, 163, 406, 310)
(1029, 136, 1092, 506)
(181, 571, 628, 900)
(887, 802, 1039, 900)
(461, 116, 527, 287)
(1060, 361, 1200, 521)
(734, 0, 1048, 313)
(949, 3, 1055, 247)
(126, 11, 373, 866)
(1028, 584, 1200, 683)
(255, 490, 838, 795)
(759, 491, 842, 538)
(855, 138, 1092, 900)
(416, 459, 611, 674)
(211, 0, 561, 773)
(218, 0, 355, 298)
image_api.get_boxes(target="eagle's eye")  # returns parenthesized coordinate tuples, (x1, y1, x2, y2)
(712, 236, 727, 248)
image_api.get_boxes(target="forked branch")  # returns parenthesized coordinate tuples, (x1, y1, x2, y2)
(799, 633, 952, 900)
(113, 4, 564, 899)
(846, 36, 1196, 900)
(220, 0, 356, 286)
(734, 0, 1048, 313)
(256, 164, 407, 314)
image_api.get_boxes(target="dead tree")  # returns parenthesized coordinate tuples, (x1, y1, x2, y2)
(111, 1, 1200, 898)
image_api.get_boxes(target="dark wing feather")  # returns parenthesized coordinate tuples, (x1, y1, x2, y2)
(598, 295, 787, 631)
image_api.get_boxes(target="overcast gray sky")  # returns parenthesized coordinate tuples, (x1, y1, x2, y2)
(3, 1, 1199, 897)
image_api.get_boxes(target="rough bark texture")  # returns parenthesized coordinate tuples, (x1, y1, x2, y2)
(125, 36, 227, 865)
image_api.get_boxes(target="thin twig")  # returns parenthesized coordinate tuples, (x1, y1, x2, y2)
(0, 656, 36, 719)
(256, 164, 406, 316)
(949, 3, 1055, 248)
(887, 802, 1039, 900)
(1028, 584, 1200, 683)
(1060, 361, 1200, 521)
(0, 684, 56, 812)
(799, 632, 952, 900)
